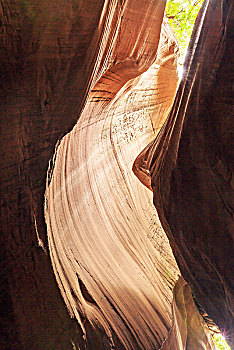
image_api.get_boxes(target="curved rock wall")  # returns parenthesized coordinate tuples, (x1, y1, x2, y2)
(1, 0, 172, 348)
(45, 7, 215, 349)
(45, 16, 179, 349)
(0, 0, 231, 349)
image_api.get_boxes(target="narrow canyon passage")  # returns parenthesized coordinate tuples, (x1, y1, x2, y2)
(1, 0, 233, 349)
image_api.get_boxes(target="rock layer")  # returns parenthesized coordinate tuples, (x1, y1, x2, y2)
(45, 16, 180, 349)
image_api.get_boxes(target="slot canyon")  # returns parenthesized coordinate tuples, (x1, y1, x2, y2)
(0, 0, 233, 349)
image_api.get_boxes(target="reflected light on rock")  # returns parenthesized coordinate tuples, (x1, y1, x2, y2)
(177, 63, 184, 81)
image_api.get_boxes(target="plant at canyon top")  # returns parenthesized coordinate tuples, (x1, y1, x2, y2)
(213, 334, 231, 350)
(166, 0, 203, 61)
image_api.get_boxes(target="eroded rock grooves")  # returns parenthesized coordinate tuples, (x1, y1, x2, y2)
(0, 0, 232, 349)
(45, 13, 180, 348)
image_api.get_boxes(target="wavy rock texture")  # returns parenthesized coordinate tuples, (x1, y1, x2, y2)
(0, 0, 230, 349)
(45, 7, 215, 350)
(136, 0, 233, 348)
(45, 11, 181, 350)
(0, 0, 177, 348)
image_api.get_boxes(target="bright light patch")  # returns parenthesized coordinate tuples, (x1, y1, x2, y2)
(213, 333, 231, 350)
(177, 64, 184, 80)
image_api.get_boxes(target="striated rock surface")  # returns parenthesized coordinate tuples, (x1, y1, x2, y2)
(45, 14, 180, 349)
(0, 0, 231, 349)
(0, 0, 177, 348)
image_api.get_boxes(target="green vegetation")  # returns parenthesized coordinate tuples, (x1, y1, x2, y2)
(165, 0, 203, 61)
(213, 334, 231, 350)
